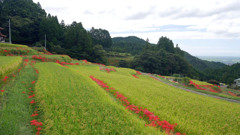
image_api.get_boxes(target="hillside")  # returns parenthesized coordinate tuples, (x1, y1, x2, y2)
(1, 43, 240, 135)
(184, 51, 226, 71)
(111, 36, 148, 55)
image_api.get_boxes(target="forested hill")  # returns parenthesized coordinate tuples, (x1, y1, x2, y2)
(112, 36, 149, 55)
(184, 51, 226, 71)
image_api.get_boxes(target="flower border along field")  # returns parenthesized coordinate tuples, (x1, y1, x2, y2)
(35, 62, 161, 134)
(70, 64, 240, 135)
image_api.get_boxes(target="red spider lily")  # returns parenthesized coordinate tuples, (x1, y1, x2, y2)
(35, 69, 39, 74)
(132, 75, 139, 78)
(24, 59, 29, 62)
(0, 90, 5, 92)
(30, 100, 35, 104)
(136, 71, 142, 75)
(3, 76, 8, 82)
(228, 91, 237, 97)
(83, 59, 88, 63)
(31, 113, 39, 117)
(3, 50, 9, 52)
(30, 120, 42, 126)
(29, 94, 35, 98)
(32, 81, 36, 84)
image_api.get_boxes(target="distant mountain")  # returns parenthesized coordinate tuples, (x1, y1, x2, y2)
(111, 36, 149, 55)
(184, 52, 226, 71)
(197, 56, 240, 65)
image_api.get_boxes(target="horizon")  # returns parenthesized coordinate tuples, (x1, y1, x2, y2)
(33, 0, 240, 57)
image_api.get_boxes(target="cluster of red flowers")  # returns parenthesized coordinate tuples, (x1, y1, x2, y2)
(30, 120, 42, 135)
(132, 75, 139, 78)
(0, 90, 4, 92)
(83, 59, 88, 64)
(158, 75, 166, 79)
(132, 71, 142, 79)
(89, 75, 185, 135)
(43, 49, 52, 55)
(189, 81, 220, 93)
(99, 66, 116, 73)
(2, 76, 8, 82)
(228, 91, 237, 97)
(0, 48, 32, 56)
(55, 60, 79, 66)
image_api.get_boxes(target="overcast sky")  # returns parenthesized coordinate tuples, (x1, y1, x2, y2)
(33, 0, 240, 56)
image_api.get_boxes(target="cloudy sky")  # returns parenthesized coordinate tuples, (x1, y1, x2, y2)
(33, 0, 240, 56)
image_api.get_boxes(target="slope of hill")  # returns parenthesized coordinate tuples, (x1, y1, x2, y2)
(184, 51, 226, 71)
(111, 36, 148, 55)
(1, 43, 240, 135)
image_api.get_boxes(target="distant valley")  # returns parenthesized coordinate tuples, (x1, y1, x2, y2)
(198, 56, 240, 65)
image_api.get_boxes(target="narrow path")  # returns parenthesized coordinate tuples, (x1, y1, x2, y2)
(142, 73, 240, 104)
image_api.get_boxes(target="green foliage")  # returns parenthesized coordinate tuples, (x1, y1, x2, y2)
(184, 51, 226, 71)
(90, 27, 112, 49)
(131, 50, 197, 77)
(157, 36, 175, 53)
(204, 63, 240, 85)
(111, 36, 147, 55)
(0, 0, 46, 44)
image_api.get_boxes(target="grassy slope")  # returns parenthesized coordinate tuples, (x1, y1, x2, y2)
(35, 63, 161, 134)
(0, 64, 37, 135)
(0, 43, 28, 48)
(0, 56, 22, 78)
(70, 64, 240, 135)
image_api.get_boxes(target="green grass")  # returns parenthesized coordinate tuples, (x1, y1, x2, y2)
(191, 79, 212, 85)
(0, 43, 28, 48)
(70, 64, 240, 135)
(0, 64, 38, 135)
(0, 56, 22, 78)
(35, 62, 161, 134)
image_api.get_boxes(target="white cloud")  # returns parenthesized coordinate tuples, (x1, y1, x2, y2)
(33, 0, 240, 56)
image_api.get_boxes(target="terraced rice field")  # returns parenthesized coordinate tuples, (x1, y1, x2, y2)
(1, 43, 240, 135)
(0, 56, 22, 78)
(69, 64, 240, 135)
(35, 63, 161, 134)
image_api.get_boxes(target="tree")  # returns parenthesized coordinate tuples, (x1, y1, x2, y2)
(90, 27, 112, 49)
(157, 36, 175, 53)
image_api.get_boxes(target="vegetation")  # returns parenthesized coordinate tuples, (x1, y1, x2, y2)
(0, 56, 22, 78)
(111, 36, 147, 55)
(35, 62, 160, 134)
(0, 43, 28, 48)
(70, 64, 240, 135)
(0, 64, 38, 135)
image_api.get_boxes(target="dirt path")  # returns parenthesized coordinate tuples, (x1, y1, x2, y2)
(142, 73, 240, 104)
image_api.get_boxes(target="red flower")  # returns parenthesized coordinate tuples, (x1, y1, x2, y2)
(30, 100, 35, 104)
(3, 76, 8, 82)
(31, 113, 39, 117)
(28, 94, 35, 98)
(22, 91, 26, 94)
(32, 81, 36, 84)
(0, 90, 5, 92)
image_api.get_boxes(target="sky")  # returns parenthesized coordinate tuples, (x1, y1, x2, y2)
(32, 0, 240, 56)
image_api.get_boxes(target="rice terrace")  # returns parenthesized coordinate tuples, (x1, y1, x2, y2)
(1, 0, 240, 134)
(0, 42, 240, 135)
